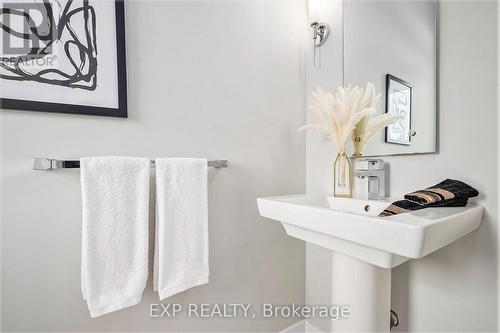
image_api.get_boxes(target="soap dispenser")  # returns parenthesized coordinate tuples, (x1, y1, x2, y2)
(353, 159, 386, 200)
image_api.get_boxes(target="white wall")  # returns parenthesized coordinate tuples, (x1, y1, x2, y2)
(0, 1, 307, 331)
(305, 1, 498, 332)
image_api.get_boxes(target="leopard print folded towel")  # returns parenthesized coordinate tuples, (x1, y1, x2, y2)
(379, 179, 478, 217)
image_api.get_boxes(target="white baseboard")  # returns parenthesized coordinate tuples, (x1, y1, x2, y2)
(280, 320, 323, 333)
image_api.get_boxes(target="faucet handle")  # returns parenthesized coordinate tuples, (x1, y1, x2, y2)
(354, 158, 385, 171)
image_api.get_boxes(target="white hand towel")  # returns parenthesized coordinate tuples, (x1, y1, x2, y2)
(154, 158, 209, 300)
(81, 157, 150, 318)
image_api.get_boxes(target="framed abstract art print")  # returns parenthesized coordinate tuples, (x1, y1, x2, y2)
(0, 0, 127, 117)
(385, 74, 412, 145)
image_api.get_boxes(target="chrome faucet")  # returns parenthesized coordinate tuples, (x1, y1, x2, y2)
(353, 159, 386, 200)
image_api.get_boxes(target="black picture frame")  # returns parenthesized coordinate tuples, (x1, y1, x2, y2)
(0, 1, 128, 118)
(385, 74, 412, 145)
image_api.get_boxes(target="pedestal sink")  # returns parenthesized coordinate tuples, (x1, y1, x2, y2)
(257, 195, 483, 332)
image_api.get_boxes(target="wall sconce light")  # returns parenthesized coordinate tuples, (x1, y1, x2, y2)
(311, 22, 330, 47)
(309, 0, 330, 66)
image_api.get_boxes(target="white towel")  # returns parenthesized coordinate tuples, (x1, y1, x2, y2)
(80, 157, 150, 318)
(154, 158, 209, 300)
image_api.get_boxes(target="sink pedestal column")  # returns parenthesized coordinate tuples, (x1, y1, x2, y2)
(330, 251, 391, 332)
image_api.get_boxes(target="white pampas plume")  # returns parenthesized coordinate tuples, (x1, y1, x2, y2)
(300, 84, 376, 154)
(363, 113, 403, 143)
(352, 83, 403, 156)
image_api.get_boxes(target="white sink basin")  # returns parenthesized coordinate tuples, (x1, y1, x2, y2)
(257, 194, 483, 268)
(257, 194, 483, 332)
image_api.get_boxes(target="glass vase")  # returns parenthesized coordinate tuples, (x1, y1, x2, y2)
(333, 152, 353, 198)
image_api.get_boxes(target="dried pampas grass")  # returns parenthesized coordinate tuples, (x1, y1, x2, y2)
(300, 83, 378, 154)
(352, 83, 403, 156)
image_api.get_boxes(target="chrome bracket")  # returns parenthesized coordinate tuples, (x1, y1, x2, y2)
(33, 158, 55, 170)
(311, 22, 330, 47)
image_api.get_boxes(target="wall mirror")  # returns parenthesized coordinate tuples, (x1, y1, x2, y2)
(343, 0, 437, 156)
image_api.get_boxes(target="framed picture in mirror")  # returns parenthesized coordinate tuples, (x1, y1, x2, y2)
(385, 74, 412, 145)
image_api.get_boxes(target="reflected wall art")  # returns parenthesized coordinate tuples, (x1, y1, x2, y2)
(385, 74, 412, 145)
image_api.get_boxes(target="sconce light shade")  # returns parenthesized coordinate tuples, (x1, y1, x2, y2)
(308, 0, 321, 24)
(308, 0, 329, 66)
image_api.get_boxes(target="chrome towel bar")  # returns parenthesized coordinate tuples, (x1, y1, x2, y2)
(33, 158, 228, 170)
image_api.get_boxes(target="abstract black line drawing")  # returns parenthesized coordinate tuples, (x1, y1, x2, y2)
(0, 0, 127, 117)
(1, 0, 97, 90)
(385, 74, 412, 146)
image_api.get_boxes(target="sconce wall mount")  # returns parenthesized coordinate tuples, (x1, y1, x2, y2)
(311, 22, 330, 47)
